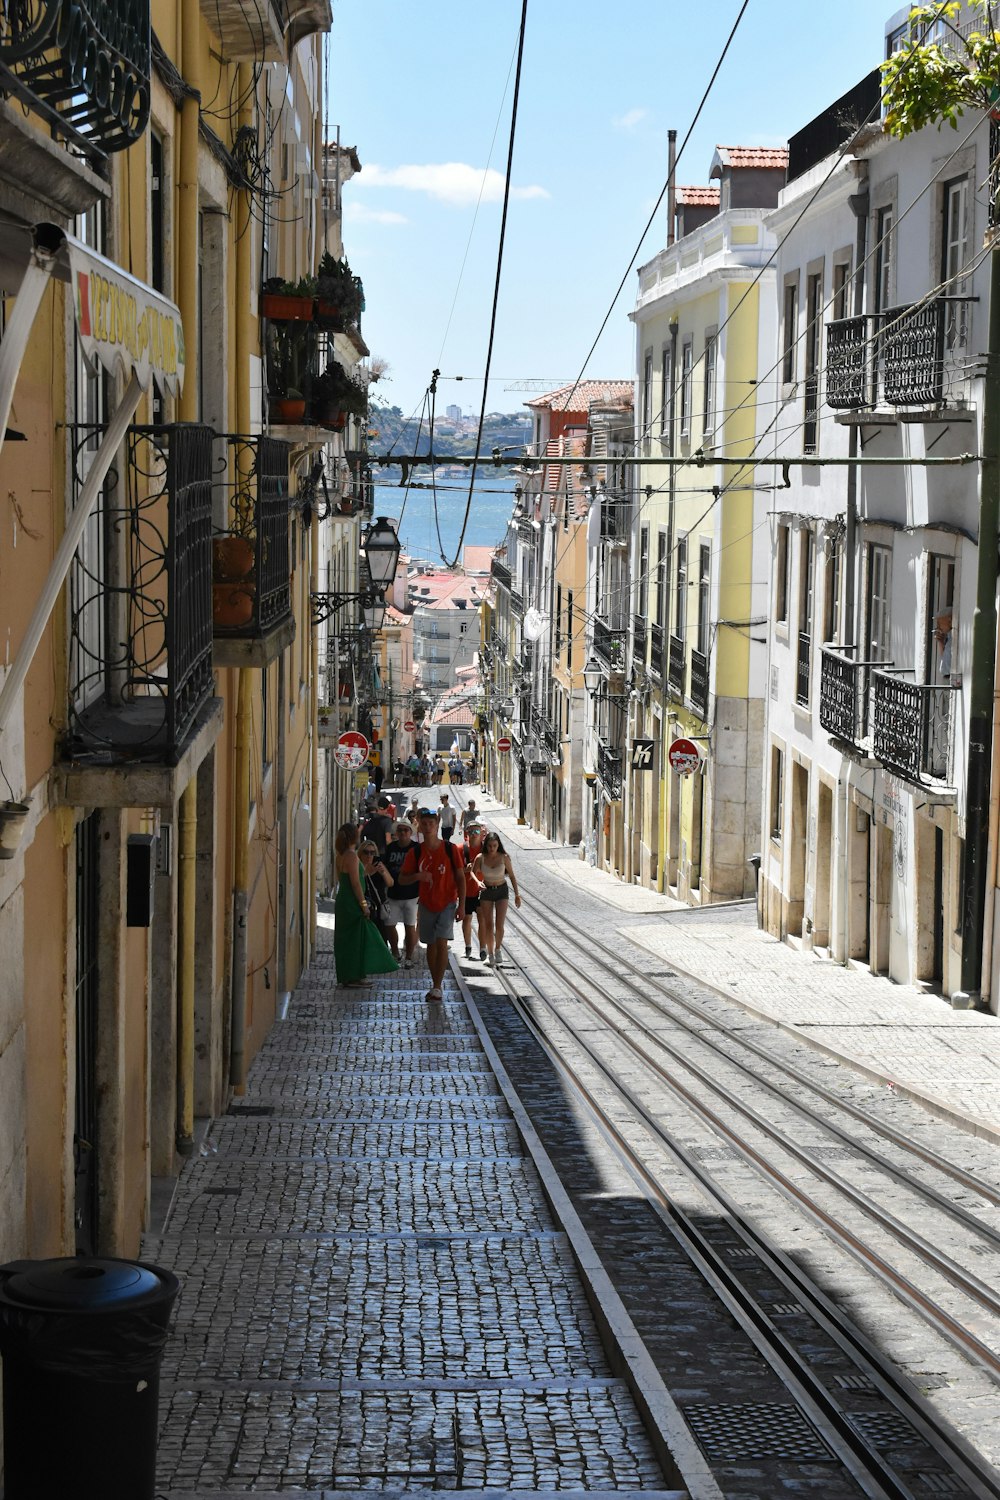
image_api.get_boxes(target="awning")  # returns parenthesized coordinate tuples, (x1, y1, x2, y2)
(0, 220, 185, 738)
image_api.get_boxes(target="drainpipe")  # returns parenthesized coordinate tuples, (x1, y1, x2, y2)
(666, 129, 677, 248)
(310, 505, 320, 953)
(956, 238, 1000, 1008)
(230, 63, 255, 1088)
(178, 0, 200, 426)
(176, 781, 197, 1154)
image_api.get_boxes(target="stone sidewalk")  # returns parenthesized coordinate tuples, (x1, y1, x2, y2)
(467, 788, 1000, 1146)
(147, 927, 678, 1499)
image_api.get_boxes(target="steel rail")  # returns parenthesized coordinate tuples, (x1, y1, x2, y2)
(483, 946, 1000, 1499)
(523, 894, 1000, 1214)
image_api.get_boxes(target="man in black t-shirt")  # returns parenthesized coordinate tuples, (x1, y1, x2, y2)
(382, 821, 421, 964)
(362, 795, 395, 855)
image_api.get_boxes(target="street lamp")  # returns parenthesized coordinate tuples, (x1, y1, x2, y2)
(582, 656, 603, 696)
(362, 516, 401, 587)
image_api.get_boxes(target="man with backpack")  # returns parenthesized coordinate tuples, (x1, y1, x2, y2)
(400, 807, 466, 1002)
(361, 795, 395, 856)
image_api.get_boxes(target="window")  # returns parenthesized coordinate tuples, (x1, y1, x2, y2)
(782, 280, 798, 385)
(656, 531, 668, 630)
(566, 591, 573, 670)
(770, 746, 784, 842)
(660, 343, 672, 443)
(927, 556, 955, 684)
(804, 273, 822, 453)
(874, 206, 894, 313)
(866, 543, 892, 662)
(832, 258, 851, 321)
(697, 542, 711, 656)
(642, 351, 653, 449)
(680, 340, 693, 438)
(638, 526, 650, 618)
(823, 538, 841, 643)
(675, 535, 688, 639)
(942, 176, 970, 350)
(798, 530, 815, 706)
(555, 584, 562, 656)
(776, 523, 790, 623)
(703, 334, 717, 439)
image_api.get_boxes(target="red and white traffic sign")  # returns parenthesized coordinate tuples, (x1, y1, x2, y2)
(496, 736, 512, 753)
(403, 719, 416, 733)
(334, 730, 369, 770)
(668, 737, 701, 777)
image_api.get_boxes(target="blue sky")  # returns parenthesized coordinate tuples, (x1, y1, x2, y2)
(328, 1, 891, 418)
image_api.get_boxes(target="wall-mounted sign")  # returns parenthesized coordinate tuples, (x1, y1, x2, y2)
(530, 762, 547, 776)
(668, 737, 701, 777)
(68, 241, 184, 395)
(496, 736, 512, 753)
(631, 739, 654, 771)
(334, 730, 369, 770)
(403, 719, 416, 732)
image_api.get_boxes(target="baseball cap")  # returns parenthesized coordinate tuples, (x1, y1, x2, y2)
(418, 807, 439, 818)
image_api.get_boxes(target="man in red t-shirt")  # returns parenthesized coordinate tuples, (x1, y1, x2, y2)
(401, 807, 466, 1001)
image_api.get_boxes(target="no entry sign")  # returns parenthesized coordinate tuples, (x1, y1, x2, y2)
(403, 719, 416, 733)
(496, 736, 512, 753)
(334, 730, 369, 770)
(668, 737, 701, 777)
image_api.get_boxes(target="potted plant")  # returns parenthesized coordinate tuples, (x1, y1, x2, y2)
(0, 800, 30, 860)
(268, 313, 317, 424)
(261, 275, 317, 322)
(212, 580, 257, 629)
(315, 253, 363, 330)
(312, 360, 367, 428)
(212, 533, 255, 583)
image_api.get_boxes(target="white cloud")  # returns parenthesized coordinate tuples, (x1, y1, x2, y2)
(613, 108, 648, 132)
(345, 203, 408, 226)
(357, 162, 549, 206)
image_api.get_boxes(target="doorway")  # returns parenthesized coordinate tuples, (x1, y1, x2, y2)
(814, 782, 833, 947)
(788, 762, 808, 936)
(74, 812, 101, 1256)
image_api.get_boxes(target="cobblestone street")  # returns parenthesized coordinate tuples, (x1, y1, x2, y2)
(148, 934, 676, 1499)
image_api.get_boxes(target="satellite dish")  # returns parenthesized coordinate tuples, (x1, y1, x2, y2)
(523, 608, 547, 641)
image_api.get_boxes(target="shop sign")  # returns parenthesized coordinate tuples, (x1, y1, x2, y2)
(631, 739, 654, 771)
(68, 241, 184, 394)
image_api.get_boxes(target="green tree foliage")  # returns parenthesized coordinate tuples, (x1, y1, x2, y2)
(881, 2, 1000, 138)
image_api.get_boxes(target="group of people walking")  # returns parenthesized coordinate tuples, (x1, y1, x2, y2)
(332, 791, 521, 1002)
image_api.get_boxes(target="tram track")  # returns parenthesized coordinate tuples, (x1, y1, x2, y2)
(456, 904, 1000, 1497)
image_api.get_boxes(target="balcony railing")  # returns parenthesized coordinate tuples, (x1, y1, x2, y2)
(593, 616, 627, 674)
(213, 436, 292, 642)
(599, 497, 630, 546)
(668, 633, 685, 695)
(826, 298, 960, 412)
(490, 629, 509, 661)
(67, 424, 215, 766)
(649, 622, 664, 679)
(689, 647, 709, 718)
(0, 0, 151, 160)
(633, 615, 647, 665)
(491, 556, 512, 590)
(510, 589, 524, 616)
(597, 741, 623, 800)
(797, 630, 811, 707)
(871, 670, 957, 783)
(819, 646, 871, 745)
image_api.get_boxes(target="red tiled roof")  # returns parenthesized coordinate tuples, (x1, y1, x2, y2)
(527, 380, 633, 413)
(408, 572, 482, 609)
(677, 186, 720, 206)
(714, 145, 789, 170)
(462, 545, 494, 575)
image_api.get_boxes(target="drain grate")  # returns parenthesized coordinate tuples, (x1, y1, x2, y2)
(770, 1302, 805, 1316)
(227, 1105, 274, 1117)
(723, 1245, 757, 1260)
(690, 1146, 742, 1162)
(922, 1476, 968, 1495)
(833, 1374, 876, 1393)
(681, 1402, 835, 1463)
(805, 1145, 858, 1161)
(848, 1410, 923, 1449)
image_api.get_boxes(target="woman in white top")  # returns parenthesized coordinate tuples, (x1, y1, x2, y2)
(471, 831, 520, 965)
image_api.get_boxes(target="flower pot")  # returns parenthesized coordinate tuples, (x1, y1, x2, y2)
(212, 534, 255, 583)
(315, 300, 345, 331)
(318, 409, 347, 431)
(0, 802, 30, 860)
(213, 581, 256, 629)
(261, 293, 314, 322)
(274, 397, 306, 424)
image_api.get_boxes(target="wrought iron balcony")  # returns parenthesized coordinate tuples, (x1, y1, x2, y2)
(796, 630, 811, 707)
(668, 633, 686, 695)
(510, 589, 524, 616)
(819, 646, 870, 745)
(599, 496, 631, 547)
(0, 0, 151, 161)
(825, 315, 870, 410)
(689, 647, 709, 719)
(827, 299, 958, 412)
(633, 615, 647, 665)
(593, 616, 626, 674)
(871, 670, 957, 784)
(213, 436, 293, 665)
(491, 556, 512, 590)
(490, 628, 509, 661)
(597, 741, 623, 800)
(649, 622, 664, 680)
(66, 424, 215, 767)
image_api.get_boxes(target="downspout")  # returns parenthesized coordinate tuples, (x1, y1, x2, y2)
(666, 129, 677, 248)
(840, 179, 868, 967)
(230, 61, 255, 1088)
(176, 782, 197, 1154)
(310, 504, 320, 953)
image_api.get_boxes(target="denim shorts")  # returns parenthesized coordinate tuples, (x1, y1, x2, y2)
(480, 883, 509, 903)
(418, 901, 458, 943)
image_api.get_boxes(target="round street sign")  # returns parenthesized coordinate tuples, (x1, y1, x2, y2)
(403, 719, 416, 733)
(668, 737, 701, 777)
(334, 730, 369, 770)
(496, 736, 512, 753)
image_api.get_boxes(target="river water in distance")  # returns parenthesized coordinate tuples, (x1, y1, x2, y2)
(373, 475, 519, 568)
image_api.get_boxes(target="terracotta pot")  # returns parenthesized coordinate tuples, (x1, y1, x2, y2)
(261, 293, 314, 321)
(274, 397, 306, 424)
(213, 581, 256, 629)
(316, 300, 345, 330)
(212, 534, 255, 582)
(0, 802, 30, 860)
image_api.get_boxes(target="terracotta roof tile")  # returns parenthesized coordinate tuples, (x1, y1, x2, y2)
(714, 145, 789, 170)
(527, 380, 633, 413)
(677, 186, 720, 206)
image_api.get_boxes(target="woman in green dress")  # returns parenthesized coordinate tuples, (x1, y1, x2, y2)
(334, 823, 399, 986)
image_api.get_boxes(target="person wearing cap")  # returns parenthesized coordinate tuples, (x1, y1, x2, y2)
(438, 792, 456, 840)
(382, 821, 421, 966)
(399, 807, 466, 1001)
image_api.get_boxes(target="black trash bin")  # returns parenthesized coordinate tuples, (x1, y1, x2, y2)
(0, 1256, 179, 1500)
